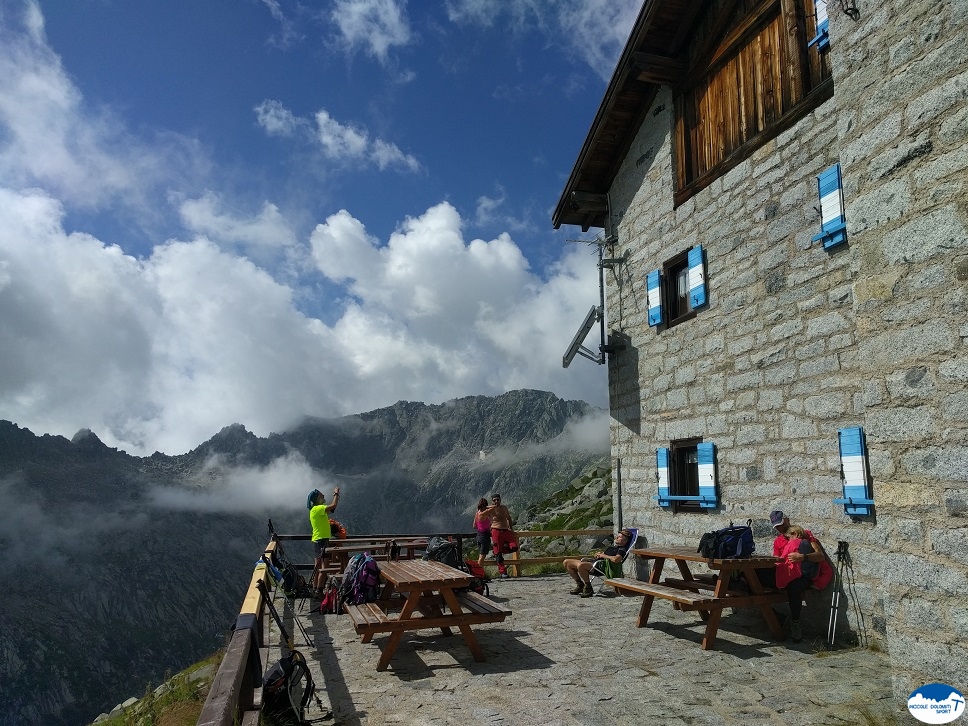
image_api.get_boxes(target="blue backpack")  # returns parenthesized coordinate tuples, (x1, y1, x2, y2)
(698, 520, 755, 559)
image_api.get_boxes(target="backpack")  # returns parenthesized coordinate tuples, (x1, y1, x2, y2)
(262, 555, 312, 599)
(262, 650, 316, 724)
(464, 559, 489, 597)
(317, 576, 341, 615)
(424, 536, 462, 569)
(698, 520, 755, 559)
(339, 552, 381, 606)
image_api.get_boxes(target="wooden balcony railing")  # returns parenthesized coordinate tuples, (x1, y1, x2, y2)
(195, 526, 613, 725)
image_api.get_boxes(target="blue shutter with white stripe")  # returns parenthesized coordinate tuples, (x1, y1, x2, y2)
(696, 442, 718, 508)
(811, 163, 847, 249)
(808, 0, 830, 49)
(687, 246, 707, 309)
(647, 269, 663, 326)
(656, 447, 671, 508)
(833, 426, 874, 515)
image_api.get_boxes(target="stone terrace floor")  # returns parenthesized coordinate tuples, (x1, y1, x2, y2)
(271, 574, 902, 726)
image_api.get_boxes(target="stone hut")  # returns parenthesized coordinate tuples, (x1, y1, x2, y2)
(554, 0, 967, 700)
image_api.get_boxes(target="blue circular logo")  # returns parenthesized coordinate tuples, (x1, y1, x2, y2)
(908, 683, 966, 724)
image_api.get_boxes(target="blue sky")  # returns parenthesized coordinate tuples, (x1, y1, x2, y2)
(0, 0, 638, 455)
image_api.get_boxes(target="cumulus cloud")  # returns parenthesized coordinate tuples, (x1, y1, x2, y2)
(331, 0, 412, 63)
(256, 101, 421, 173)
(0, 0, 607, 457)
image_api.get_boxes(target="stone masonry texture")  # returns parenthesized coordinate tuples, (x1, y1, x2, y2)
(601, 0, 968, 701)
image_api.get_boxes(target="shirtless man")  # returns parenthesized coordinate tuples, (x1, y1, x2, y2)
(483, 494, 517, 578)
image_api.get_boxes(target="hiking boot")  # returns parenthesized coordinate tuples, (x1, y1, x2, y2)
(580, 584, 594, 598)
(790, 618, 803, 642)
(569, 584, 584, 595)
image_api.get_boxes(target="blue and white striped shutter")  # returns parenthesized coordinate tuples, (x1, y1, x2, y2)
(647, 269, 663, 326)
(656, 447, 671, 508)
(696, 442, 718, 508)
(687, 246, 707, 309)
(812, 163, 847, 249)
(836, 427, 873, 515)
(808, 0, 830, 49)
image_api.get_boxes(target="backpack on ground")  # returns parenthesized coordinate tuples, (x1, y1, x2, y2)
(424, 536, 462, 569)
(317, 576, 341, 614)
(698, 520, 755, 559)
(262, 650, 316, 724)
(464, 559, 489, 597)
(338, 552, 381, 606)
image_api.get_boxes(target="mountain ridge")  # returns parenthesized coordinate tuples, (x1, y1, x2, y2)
(0, 388, 608, 726)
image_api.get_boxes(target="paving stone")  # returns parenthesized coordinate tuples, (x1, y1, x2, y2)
(266, 575, 899, 725)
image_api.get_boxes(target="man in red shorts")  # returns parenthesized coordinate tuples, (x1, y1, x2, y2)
(483, 494, 517, 578)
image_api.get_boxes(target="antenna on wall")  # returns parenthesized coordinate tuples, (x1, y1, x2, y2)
(562, 226, 626, 368)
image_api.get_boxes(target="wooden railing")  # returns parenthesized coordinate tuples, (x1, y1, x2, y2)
(195, 526, 614, 725)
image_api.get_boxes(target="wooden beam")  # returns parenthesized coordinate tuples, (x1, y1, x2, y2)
(632, 52, 686, 85)
(569, 191, 608, 213)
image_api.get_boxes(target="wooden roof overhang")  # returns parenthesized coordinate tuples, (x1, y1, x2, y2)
(553, 0, 702, 231)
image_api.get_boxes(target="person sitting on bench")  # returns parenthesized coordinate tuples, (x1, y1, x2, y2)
(761, 510, 833, 642)
(562, 528, 633, 598)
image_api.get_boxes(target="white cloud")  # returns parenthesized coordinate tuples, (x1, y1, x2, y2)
(331, 0, 412, 63)
(150, 450, 332, 513)
(254, 99, 304, 137)
(0, 1, 191, 213)
(444, 0, 640, 80)
(256, 101, 421, 173)
(0, 0, 607, 457)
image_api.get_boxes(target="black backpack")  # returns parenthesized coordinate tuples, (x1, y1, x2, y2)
(698, 520, 755, 559)
(424, 536, 462, 569)
(262, 650, 316, 724)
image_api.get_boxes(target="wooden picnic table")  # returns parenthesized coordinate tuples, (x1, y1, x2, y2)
(605, 544, 786, 650)
(342, 559, 511, 671)
(326, 537, 429, 571)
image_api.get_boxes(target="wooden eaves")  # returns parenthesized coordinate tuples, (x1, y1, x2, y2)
(552, 0, 701, 231)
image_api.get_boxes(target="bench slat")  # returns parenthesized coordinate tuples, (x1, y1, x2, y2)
(455, 591, 512, 616)
(605, 578, 719, 607)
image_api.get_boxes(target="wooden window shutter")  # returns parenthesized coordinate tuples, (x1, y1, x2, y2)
(687, 246, 707, 309)
(811, 163, 847, 249)
(696, 442, 718, 508)
(647, 269, 664, 326)
(833, 427, 874, 515)
(656, 448, 672, 509)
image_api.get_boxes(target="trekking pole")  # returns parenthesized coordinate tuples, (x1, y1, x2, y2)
(261, 555, 315, 647)
(827, 541, 849, 646)
(258, 579, 294, 651)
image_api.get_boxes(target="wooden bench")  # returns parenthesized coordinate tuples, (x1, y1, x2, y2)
(606, 578, 719, 609)
(343, 592, 511, 638)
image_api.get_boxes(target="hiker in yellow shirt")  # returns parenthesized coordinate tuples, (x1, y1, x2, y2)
(308, 487, 340, 592)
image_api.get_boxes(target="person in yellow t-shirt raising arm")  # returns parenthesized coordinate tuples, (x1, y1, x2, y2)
(308, 487, 340, 592)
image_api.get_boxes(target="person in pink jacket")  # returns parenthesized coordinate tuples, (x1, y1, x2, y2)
(765, 510, 833, 642)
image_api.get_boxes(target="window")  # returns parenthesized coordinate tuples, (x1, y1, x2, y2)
(647, 246, 707, 329)
(674, 0, 833, 205)
(671, 438, 702, 512)
(655, 440, 718, 511)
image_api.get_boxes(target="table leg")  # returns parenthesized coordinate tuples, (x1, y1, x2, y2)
(376, 591, 420, 671)
(742, 566, 783, 639)
(636, 557, 665, 628)
(441, 588, 485, 662)
(699, 571, 736, 649)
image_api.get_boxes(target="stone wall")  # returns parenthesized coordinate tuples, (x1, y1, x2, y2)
(602, 0, 967, 699)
